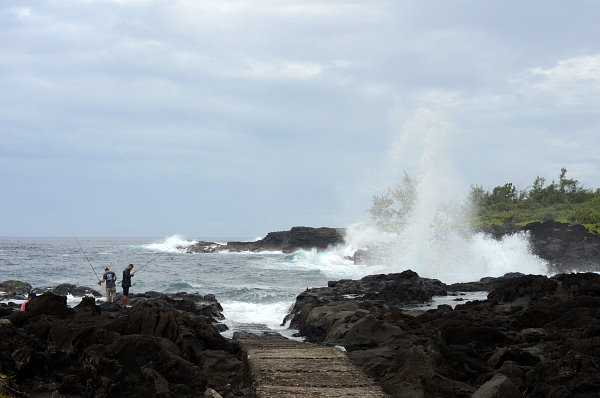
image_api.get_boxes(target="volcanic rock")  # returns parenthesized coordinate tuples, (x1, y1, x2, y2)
(284, 269, 446, 339)
(0, 292, 244, 397)
(97, 291, 227, 330)
(285, 271, 600, 397)
(472, 373, 521, 398)
(186, 226, 345, 253)
(34, 283, 103, 297)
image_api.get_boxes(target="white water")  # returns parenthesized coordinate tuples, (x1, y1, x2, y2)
(344, 109, 549, 283)
(143, 235, 198, 252)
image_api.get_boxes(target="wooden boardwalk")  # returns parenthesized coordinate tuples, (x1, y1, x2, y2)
(237, 338, 390, 397)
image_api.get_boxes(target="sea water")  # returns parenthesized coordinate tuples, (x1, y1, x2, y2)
(0, 231, 548, 337)
(0, 235, 385, 337)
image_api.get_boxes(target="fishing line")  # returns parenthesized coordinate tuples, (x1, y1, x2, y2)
(73, 237, 106, 293)
(135, 252, 162, 274)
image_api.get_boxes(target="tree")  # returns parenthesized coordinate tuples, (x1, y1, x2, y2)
(368, 172, 416, 230)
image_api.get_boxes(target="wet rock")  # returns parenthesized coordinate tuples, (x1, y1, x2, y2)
(33, 283, 103, 298)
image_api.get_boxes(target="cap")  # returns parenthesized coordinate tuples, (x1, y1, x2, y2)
(28, 292, 37, 298)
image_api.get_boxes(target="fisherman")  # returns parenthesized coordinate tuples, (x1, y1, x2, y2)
(122, 263, 135, 308)
(20, 292, 36, 311)
(100, 266, 118, 303)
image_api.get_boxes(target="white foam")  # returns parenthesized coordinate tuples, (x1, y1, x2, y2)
(143, 235, 197, 253)
(282, 248, 388, 280)
(216, 250, 284, 255)
(0, 298, 25, 306)
(403, 291, 489, 310)
(220, 300, 299, 339)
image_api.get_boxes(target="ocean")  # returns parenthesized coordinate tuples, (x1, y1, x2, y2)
(0, 229, 549, 337)
(0, 235, 389, 337)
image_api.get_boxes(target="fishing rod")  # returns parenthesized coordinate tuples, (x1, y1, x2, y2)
(135, 252, 162, 274)
(73, 237, 106, 292)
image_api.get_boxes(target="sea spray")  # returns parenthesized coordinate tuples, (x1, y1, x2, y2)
(143, 235, 198, 252)
(346, 109, 549, 283)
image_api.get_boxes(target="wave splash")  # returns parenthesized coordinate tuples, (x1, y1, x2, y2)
(341, 109, 549, 284)
(143, 235, 197, 253)
(341, 224, 548, 284)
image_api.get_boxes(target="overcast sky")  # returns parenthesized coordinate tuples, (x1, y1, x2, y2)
(2, 1, 599, 237)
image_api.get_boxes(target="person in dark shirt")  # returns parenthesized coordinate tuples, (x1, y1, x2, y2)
(100, 266, 118, 303)
(122, 263, 135, 308)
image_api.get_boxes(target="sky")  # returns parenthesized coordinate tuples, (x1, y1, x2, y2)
(1, 0, 600, 237)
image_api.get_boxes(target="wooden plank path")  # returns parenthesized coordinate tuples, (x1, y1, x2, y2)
(237, 338, 391, 397)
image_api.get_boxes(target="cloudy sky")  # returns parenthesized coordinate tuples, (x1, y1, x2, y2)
(2, 1, 599, 237)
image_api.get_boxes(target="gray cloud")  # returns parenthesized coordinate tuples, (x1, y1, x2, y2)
(1, 0, 599, 236)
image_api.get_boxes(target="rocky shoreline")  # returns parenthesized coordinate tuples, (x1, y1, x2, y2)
(283, 270, 600, 397)
(0, 286, 247, 398)
(2, 269, 600, 397)
(1, 221, 599, 397)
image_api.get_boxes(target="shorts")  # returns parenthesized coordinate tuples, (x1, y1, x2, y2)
(123, 286, 130, 296)
(107, 286, 117, 301)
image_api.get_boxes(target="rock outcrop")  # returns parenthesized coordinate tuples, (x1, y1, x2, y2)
(0, 280, 33, 297)
(184, 226, 345, 253)
(285, 271, 600, 397)
(0, 291, 246, 397)
(34, 283, 103, 297)
(99, 291, 226, 325)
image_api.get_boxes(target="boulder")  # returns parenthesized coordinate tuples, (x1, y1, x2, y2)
(472, 374, 521, 398)
(26, 291, 74, 317)
(0, 280, 32, 296)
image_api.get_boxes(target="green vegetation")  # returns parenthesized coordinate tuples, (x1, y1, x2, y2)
(471, 168, 600, 233)
(369, 168, 600, 234)
(368, 172, 417, 231)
